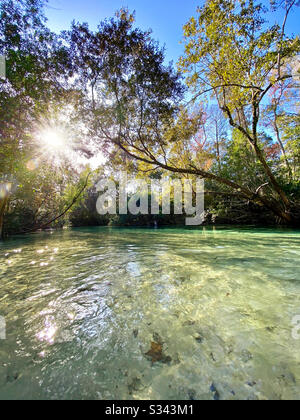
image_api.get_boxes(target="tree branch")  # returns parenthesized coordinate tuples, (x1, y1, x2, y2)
(17, 172, 91, 234)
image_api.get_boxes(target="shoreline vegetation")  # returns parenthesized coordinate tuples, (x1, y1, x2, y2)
(2, 190, 300, 239)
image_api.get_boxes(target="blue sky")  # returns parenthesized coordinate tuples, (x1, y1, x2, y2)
(45, 0, 299, 67)
(46, 0, 200, 65)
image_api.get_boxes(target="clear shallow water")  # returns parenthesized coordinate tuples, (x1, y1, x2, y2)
(0, 226, 300, 400)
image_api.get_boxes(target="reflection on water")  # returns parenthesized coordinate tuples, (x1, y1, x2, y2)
(0, 226, 300, 400)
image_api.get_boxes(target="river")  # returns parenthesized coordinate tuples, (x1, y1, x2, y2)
(0, 226, 299, 400)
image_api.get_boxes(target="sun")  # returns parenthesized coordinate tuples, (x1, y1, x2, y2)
(31, 120, 105, 170)
(30, 126, 73, 168)
(40, 129, 66, 153)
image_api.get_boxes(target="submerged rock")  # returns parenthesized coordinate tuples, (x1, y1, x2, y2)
(210, 383, 220, 401)
(183, 320, 196, 327)
(241, 349, 253, 363)
(127, 376, 144, 394)
(210, 352, 217, 362)
(153, 332, 163, 344)
(177, 276, 189, 284)
(210, 383, 217, 393)
(278, 372, 296, 384)
(246, 381, 257, 387)
(187, 389, 196, 400)
(194, 333, 204, 343)
(173, 353, 181, 365)
(266, 326, 276, 333)
(6, 372, 20, 383)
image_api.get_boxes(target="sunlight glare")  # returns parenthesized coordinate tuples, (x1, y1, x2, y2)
(41, 129, 66, 153)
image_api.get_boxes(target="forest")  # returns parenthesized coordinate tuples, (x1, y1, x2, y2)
(0, 0, 299, 239)
(1, 0, 300, 403)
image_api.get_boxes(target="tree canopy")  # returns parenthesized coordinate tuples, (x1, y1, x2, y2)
(0, 0, 299, 237)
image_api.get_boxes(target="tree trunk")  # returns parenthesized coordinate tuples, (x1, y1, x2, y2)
(252, 142, 290, 208)
(273, 117, 293, 181)
(0, 197, 8, 240)
(215, 121, 221, 172)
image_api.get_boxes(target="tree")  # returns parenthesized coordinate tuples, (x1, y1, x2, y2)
(66, 9, 184, 162)
(70, 3, 299, 224)
(263, 76, 299, 181)
(279, 112, 300, 184)
(0, 0, 87, 238)
(178, 0, 300, 222)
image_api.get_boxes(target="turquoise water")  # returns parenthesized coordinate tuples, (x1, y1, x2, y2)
(0, 226, 300, 400)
